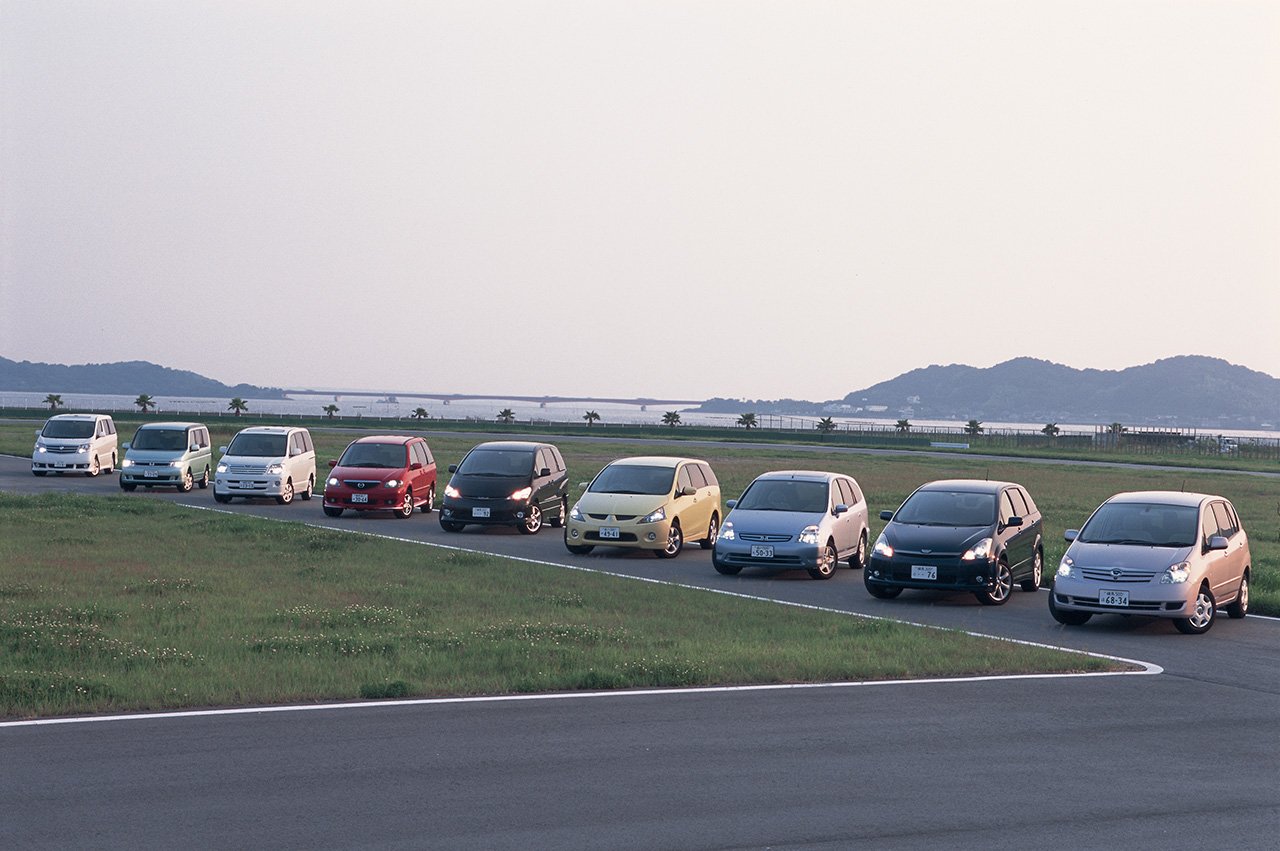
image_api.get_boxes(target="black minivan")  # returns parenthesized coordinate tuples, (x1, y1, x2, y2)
(439, 441, 568, 535)
(864, 479, 1044, 605)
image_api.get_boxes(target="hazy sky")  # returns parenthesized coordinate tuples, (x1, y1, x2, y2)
(2, 1, 1278, 401)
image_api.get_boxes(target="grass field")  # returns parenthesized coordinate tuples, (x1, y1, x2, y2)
(0, 493, 1126, 719)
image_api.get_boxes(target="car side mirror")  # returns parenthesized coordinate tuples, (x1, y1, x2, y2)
(539, 467, 551, 477)
(1064, 529, 1079, 542)
(190, 444, 199, 452)
(328, 459, 338, 468)
(1004, 516, 1023, 528)
(833, 503, 849, 516)
(122, 442, 132, 451)
(680, 485, 696, 497)
(35, 430, 42, 438)
(879, 510, 895, 521)
(725, 499, 737, 510)
(219, 446, 228, 453)
(410, 461, 422, 471)
(448, 464, 458, 473)
(1206, 535, 1229, 552)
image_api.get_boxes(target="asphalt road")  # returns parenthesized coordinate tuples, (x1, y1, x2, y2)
(2, 455, 1278, 849)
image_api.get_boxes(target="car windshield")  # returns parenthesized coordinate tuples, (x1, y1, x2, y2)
(894, 490, 996, 526)
(338, 442, 407, 469)
(457, 449, 534, 477)
(1078, 502, 1199, 547)
(132, 428, 188, 451)
(736, 480, 827, 512)
(42, 420, 96, 439)
(589, 464, 675, 495)
(225, 433, 287, 457)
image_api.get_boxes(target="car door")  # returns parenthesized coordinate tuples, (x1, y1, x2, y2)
(532, 448, 554, 512)
(1208, 501, 1246, 601)
(674, 463, 710, 541)
(831, 478, 858, 558)
(997, 489, 1030, 573)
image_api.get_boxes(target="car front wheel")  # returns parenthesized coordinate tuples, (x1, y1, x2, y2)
(808, 541, 838, 580)
(655, 522, 683, 559)
(1174, 586, 1216, 634)
(519, 504, 543, 534)
(323, 506, 343, 518)
(276, 479, 295, 505)
(178, 469, 194, 493)
(395, 490, 415, 519)
(976, 560, 1013, 605)
(1048, 593, 1092, 626)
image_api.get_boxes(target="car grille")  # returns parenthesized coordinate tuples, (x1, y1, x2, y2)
(132, 461, 173, 467)
(343, 480, 382, 490)
(229, 464, 267, 475)
(739, 533, 792, 543)
(45, 446, 79, 454)
(587, 514, 637, 521)
(720, 552, 805, 567)
(585, 531, 639, 543)
(1080, 568, 1159, 583)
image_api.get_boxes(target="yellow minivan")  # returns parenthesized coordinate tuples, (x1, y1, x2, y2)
(563, 456, 721, 558)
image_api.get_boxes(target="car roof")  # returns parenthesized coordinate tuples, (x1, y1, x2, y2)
(48, 413, 105, 421)
(470, 441, 546, 452)
(351, 434, 417, 445)
(606, 456, 705, 468)
(1104, 490, 1219, 508)
(917, 479, 1017, 494)
(752, 470, 844, 482)
(137, 421, 203, 430)
(234, 426, 299, 435)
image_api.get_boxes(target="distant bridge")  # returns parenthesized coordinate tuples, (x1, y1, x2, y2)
(284, 389, 704, 408)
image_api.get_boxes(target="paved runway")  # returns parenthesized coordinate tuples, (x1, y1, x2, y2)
(2, 454, 1278, 848)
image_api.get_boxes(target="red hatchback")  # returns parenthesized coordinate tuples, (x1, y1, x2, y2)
(322, 435, 437, 519)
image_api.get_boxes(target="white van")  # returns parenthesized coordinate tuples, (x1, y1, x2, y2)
(214, 426, 316, 505)
(32, 413, 118, 477)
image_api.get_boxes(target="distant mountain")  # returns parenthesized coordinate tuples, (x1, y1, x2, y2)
(0, 357, 287, 399)
(699, 357, 1280, 427)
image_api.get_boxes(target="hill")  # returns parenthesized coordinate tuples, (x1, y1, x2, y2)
(0, 357, 287, 399)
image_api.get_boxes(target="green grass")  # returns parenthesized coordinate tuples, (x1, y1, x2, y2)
(0, 492, 1123, 719)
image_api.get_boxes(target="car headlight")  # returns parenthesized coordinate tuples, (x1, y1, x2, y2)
(384, 479, 402, 489)
(171, 461, 184, 468)
(1160, 561, 1192, 584)
(961, 538, 994, 562)
(1056, 556, 1078, 579)
(35, 444, 47, 454)
(638, 506, 666, 524)
(77, 444, 89, 454)
(121, 459, 134, 468)
(444, 484, 461, 499)
(718, 521, 735, 541)
(266, 463, 284, 475)
(873, 534, 894, 558)
(216, 463, 228, 473)
(327, 477, 339, 487)
(509, 486, 533, 501)
(798, 525, 821, 545)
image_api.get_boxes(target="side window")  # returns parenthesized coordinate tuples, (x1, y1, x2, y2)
(419, 442, 434, 466)
(303, 432, 314, 453)
(1202, 509, 1219, 543)
(999, 491, 1017, 524)
(551, 447, 565, 472)
(676, 466, 693, 492)
(1017, 488, 1037, 516)
(698, 463, 718, 487)
(845, 478, 864, 505)
(1008, 488, 1029, 517)
(685, 464, 707, 489)
(96, 420, 106, 438)
(835, 479, 853, 507)
(1212, 502, 1238, 538)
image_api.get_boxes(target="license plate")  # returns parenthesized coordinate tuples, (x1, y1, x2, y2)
(599, 526, 620, 540)
(911, 565, 938, 580)
(1100, 589, 1129, 607)
(351, 493, 368, 504)
(55, 463, 67, 468)
(144, 470, 158, 478)
(750, 545, 774, 558)
(472, 506, 490, 518)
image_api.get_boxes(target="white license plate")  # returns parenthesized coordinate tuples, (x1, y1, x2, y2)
(144, 470, 158, 478)
(911, 565, 938, 580)
(55, 463, 67, 468)
(472, 506, 490, 518)
(351, 493, 368, 504)
(750, 545, 774, 558)
(1100, 589, 1129, 607)
(599, 526, 621, 540)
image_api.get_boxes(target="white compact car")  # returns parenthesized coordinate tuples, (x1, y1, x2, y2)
(214, 426, 316, 505)
(32, 413, 118, 477)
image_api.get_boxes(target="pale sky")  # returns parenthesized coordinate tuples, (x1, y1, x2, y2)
(2, 1, 1278, 401)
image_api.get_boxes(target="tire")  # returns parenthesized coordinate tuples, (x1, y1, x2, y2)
(549, 497, 565, 528)
(519, 504, 543, 535)
(976, 560, 1013, 605)
(108, 453, 116, 474)
(214, 492, 232, 504)
(33, 470, 47, 477)
(1174, 585, 1216, 634)
(699, 513, 719, 550)
(420, 485, 435, 514)
(864, 574, 903, 599)
(197, 467, 210, 489)
(654, 522, 683, 559)
(808, 540, 839, 580)
(1048, 592, 1092, 625)
(713, 556, 742, 576)
(276, 478, 295, 505)
(1226, 574, 1249, 619)
(87, 456, 101, 477)
(120, 482, 137, 492)
(395, 490, 415, 519)
(1020, 548, 1043, 592)
(323, 506, 344, 518)
(178, 468, 194, 493)
(565, 543, 595, 555)
(850, 531, 868, 569)
(440, 519, 465, 532)
(299, 475, 314, 501)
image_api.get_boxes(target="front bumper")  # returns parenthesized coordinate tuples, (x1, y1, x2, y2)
(564, 516, 671, 550)
(32, 450, 93, 471)
(215, 475, 288, 497)
(121, 465, 183, 486)
(1050, 578, 1190, 616)
(440, 497, 530, 526)
(713, 541, 823, 569)
(324, 486, 406, 511)
(865, 555, 996, 591)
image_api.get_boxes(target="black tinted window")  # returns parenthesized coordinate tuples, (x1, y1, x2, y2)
(589, 464, 675, 496)
(458, 449, 535, 476)
(895, 490, 996, 527)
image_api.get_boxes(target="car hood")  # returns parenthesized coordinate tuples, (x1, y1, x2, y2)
(883, 522, 993, 552)
(576, 491, 667, 517)
(725, 508, 827, 534)
(332, 465, 405, 484)
(448, 473, 529, 498)
(1065, 541, 1193, 569)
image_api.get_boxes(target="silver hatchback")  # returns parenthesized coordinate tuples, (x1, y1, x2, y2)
(1049, 491, 1251, 634)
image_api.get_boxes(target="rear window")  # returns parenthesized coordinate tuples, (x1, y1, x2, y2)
(895, 490, 996, 527)
(589, 464, 675, 496)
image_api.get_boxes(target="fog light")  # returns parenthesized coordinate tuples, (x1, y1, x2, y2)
(516, 512, 524, 519)
(646, 532, 657, 542)
(570, 529, 580, 539)
(976, 575, 984, 583)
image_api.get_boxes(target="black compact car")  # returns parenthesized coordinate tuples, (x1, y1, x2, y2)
(439, 441, 568, 535)
(864, 479, 1044, 605)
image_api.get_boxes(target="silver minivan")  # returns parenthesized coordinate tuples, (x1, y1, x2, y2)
(120, 422, 213, 492)
(1049, 491, 1251, 634)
